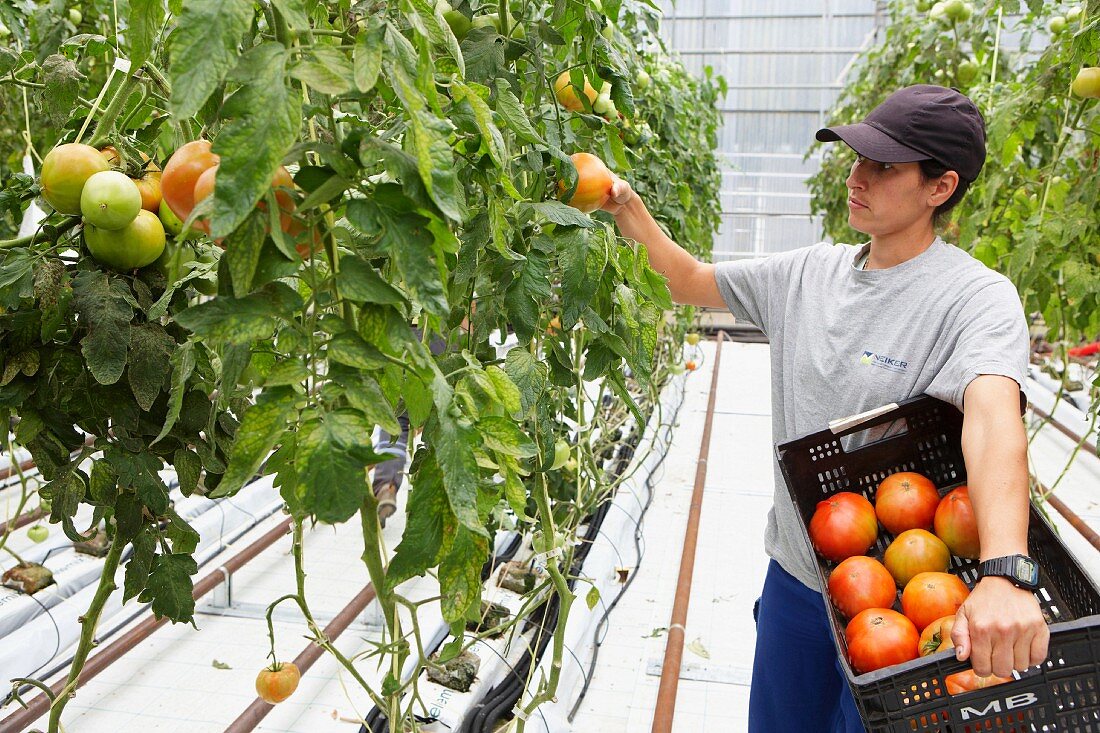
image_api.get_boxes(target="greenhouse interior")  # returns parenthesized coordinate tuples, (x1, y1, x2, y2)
(0, 1, 1098, 732)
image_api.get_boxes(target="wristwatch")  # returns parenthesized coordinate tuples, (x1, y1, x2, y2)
(977, 554, 1040, 590)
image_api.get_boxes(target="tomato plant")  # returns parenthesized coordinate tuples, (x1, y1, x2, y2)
(901, 571, 970, 631)
(934, 485, 980, 558)
(809, 492, 879, 562)
(874, 471, 940, 535)
(828, 555, 897, 619)
(884, 529, 951, 586)
(845, 608, 920, 674)
(255, 662, 300, 704)
(0, 1, 724, 730)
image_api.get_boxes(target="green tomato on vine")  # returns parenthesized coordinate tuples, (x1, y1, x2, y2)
(27, 525, 49, 543)
(1048, 16, 1066, 34)
(1066, 6, 1082, 23)
(956, 60, 979, 85)
(550, 439, 570, 470)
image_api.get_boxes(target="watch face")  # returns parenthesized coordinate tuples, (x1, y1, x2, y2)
(1015, 556, 1039, 585)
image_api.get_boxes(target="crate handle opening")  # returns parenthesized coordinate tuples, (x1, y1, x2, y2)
(829, 403, 901, 435)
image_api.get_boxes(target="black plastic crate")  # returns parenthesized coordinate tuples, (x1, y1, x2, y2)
(775, 394, 1100, 733)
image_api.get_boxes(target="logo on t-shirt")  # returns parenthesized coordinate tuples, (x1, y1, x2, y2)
(860, 351, 909, 373)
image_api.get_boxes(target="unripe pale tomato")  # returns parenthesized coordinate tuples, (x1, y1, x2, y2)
(635, 69, 651, 90)
(153, 241, 197, 284)
(80, 171, 142, 230)
(84, 209, 166, 270)
(956, 60, 979, 85)
(135, 169, 162, 212)
(1071, 67, 1100, 99)
(40, 143, 111, 214)
(1066, 6, 1082, 22)
(158, 198, 200, 241)
(554, 71, 599, 112)
(551, 439, 570, 470)
(1048, 16, 1066, 34)
(685, 332, 700, 345)
(883, 529, 950, 587)
(558, 152, 613, 213)
(68, 8, 82, 25)
(161, 140, 219, 223)
(255, 662, 300, 704)
(918, 614, 956, 656)
(443, 9, 471, 40)
(27, 525, 49, 543)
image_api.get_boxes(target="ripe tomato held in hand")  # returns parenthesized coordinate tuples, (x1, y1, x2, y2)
(161, 140, 220, 223)
(933, 485, 980, 559)
(874, 471, 940, 535)
(559, 153, 613, 213)
(918, 614, 956, 656)
(901, 571, 969, 632)
(808, 492, 878, 563)
(845, 608, 920, 674)
(39, 143, 111, 215)
(255, 662, 300, 703)
(945, 669, 1012, 695)
(883, 529, 950, 587)
(828, 556, 897, 619)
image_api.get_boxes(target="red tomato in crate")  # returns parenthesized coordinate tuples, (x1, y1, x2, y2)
(875, 471, 940, 534)
(883, 529, 950, 587)
(828, 556, 897, 619)
(934, 485, 980, 559)
(845, 608, 920, 674)
(901, 572, 970, 632)
(809, 492, 878, 563)
(918, 614, 957, 656)
(945, 669, 1013, 695)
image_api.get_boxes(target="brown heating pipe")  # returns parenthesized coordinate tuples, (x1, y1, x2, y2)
(1028, 401, 1098, 458)
(0, 516, 294, 732)
(223, 581, 379, 733)
(652, 331, 726, 733)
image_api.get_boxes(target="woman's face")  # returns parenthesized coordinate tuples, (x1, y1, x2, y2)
(845, 154, 952, 237)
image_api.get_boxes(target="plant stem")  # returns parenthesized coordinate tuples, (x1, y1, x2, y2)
(0, 217, 81, 250)
(88, 73, 143, 148)
(47, 532, 125, 732)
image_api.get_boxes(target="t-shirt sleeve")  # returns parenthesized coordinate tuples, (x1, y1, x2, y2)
(925, 279, 1030, 412)
(712, 248, 810, 334)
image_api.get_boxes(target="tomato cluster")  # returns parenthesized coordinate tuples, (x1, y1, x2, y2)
(808, 471, 988, 675)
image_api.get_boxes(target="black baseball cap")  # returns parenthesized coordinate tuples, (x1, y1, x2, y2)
(816, 84, 986, 182)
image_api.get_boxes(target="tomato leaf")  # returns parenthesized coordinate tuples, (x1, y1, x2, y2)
(484, 366, 523, 417)
(386, 450, 453, 588)
(291, 47, 354, 95)
(494, 81, 544, 145)
(336, 256, 407, 305)
(166, 509, 200, 555)
(225, 210, 267, 297)
(39, 54, 83, 125)
(558, 228, 608, 327)
(168, 0, 253, 120)
(41, 471, 85, 526)
(477, 416, 536, 458)
(128, 0, 165, 69)
(341, 374, 401, 435)
(152, 341, 195, 446)
(521, 202, 596, 229)
(174, 285, 301, 344)
(72, 270, 134, 386)
(503, 249, 551, 343)
(212, 386, 297, 498)
(296, 410, 389, 523)
(328, 333, 388, 370)
(439, 526, 488, 623)
(353, 24, 385, 92)
(172, 448, 202, 497)
(430, 397, 487, 536)
(269, 0, 310, 32)
(33, 258, 71, 342)
(210, 43, 299, 239)
(407, 110, 465, 222)
(127, 323, 173, 411)
(139, 553, 198, 623)
(123, 526, 156, 602)
(453, 80, 507, 169)
(503, 348, 546, 418)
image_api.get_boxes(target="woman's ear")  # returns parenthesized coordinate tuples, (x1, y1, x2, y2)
(930, 170, 960, 206)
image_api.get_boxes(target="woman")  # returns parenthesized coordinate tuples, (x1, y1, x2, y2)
(600, 85, 1049, 731)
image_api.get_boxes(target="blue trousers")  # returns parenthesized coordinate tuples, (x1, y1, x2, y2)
(749, 560, 866, 733)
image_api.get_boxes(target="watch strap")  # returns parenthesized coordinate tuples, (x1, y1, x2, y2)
(978, 554, 1039, 589)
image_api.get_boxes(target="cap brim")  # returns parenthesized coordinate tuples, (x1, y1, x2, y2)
(815, 122, 931, 163)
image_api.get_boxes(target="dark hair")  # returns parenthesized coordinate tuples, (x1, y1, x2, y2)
(918, 159, 969, 229)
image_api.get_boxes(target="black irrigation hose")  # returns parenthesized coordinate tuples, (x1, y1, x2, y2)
(362, 532, 524, 733)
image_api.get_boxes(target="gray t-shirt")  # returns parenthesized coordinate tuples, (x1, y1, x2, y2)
(713, 237, 1029, 589)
